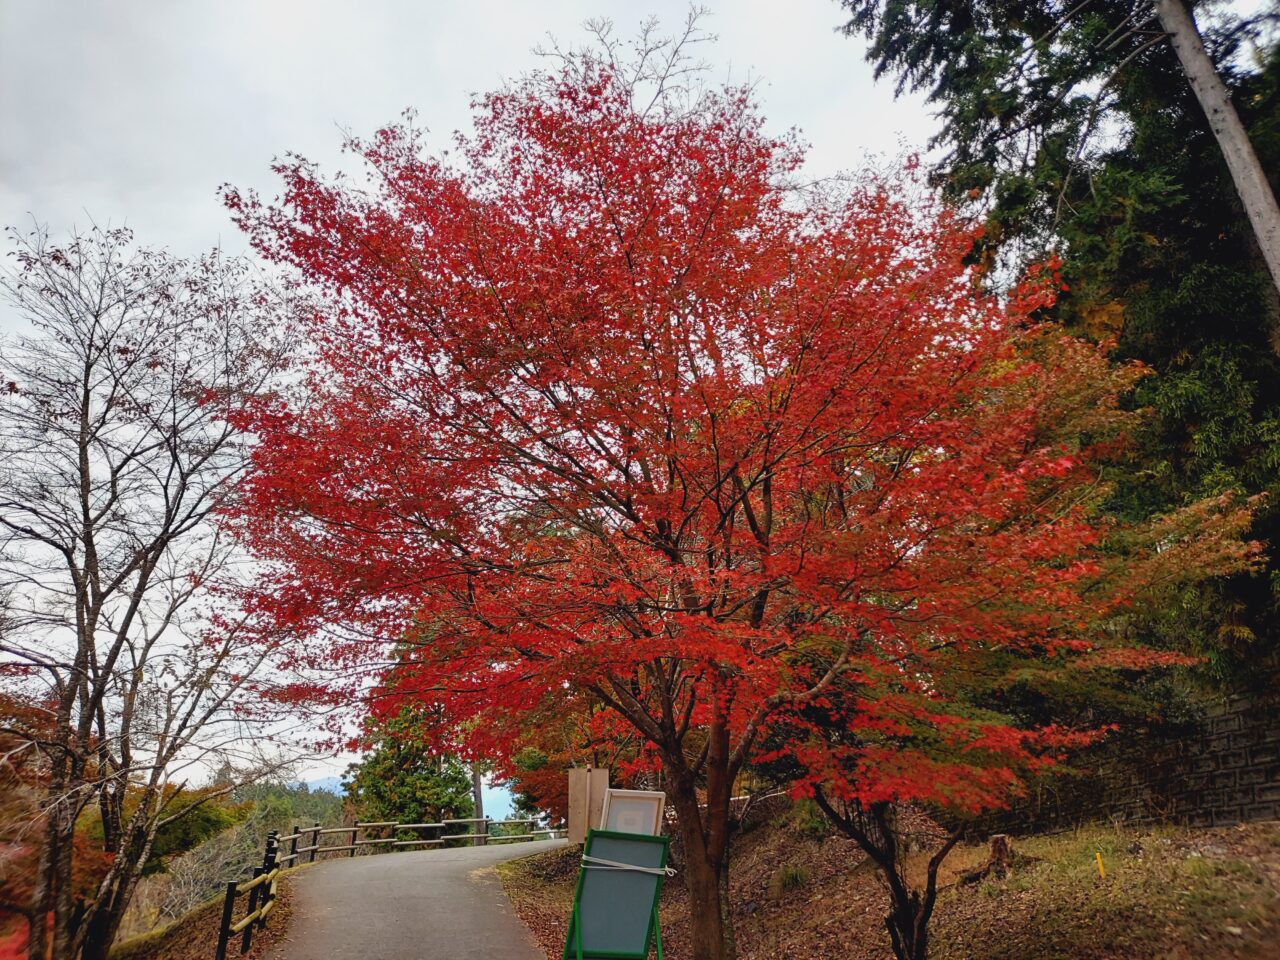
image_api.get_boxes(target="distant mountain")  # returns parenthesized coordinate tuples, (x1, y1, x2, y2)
(304, 776, 345, 795)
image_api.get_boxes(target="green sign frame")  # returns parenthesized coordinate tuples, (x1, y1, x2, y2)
(563, 828, 671, 960)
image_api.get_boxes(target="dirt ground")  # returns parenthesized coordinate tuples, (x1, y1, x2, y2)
(498, 809, 1280, 960)
(107, 883, 294, 960)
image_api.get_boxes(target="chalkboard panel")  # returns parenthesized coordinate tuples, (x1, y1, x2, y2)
(563, 829, 670, 959)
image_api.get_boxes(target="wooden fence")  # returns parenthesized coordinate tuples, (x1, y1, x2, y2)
(214, 830, 283, 960)
(214, 816, 559, 957)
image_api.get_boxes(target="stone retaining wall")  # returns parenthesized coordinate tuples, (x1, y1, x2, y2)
(973, 688, 1280, 835)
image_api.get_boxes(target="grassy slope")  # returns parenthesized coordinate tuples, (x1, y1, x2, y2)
(107, 882, 294, 960)
(499, 815, 1280, 960)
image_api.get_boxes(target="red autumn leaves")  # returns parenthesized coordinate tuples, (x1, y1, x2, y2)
(222, 59, 1259, 822)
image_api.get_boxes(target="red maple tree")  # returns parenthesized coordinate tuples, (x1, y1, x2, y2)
(223, 34, 1258, 960)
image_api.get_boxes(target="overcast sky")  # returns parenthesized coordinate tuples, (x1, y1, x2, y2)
(0, 1, 935, 787)
(1, 1, 934, 272)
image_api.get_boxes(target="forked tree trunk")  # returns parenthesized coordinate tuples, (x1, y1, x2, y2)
(80, 885, 129, 960)
(1155, 0, 1280, 302)
(812, 792, 960, 960)
(884, 890, 931, 960)
(662, 727, 737, 960)
(669, 790, 735, 960)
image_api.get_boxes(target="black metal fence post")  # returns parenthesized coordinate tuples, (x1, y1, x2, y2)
(215, 880, 237, 960)
(288, 824, 299, 863)
(309, 820, 320, 862)
(263, 830, 277, 868)
(258, 835, 278, 930)
(240, 866, 263, 954)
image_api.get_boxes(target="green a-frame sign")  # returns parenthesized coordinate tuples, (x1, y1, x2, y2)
(564, 829, 671, 960)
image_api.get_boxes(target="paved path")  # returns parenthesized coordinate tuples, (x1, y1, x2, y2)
(267, 839, 565, 960)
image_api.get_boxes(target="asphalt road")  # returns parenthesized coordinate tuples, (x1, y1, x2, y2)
(267, 839, 566, 960)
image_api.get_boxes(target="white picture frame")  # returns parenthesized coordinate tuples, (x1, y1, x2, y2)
(599, 788, 666, 836)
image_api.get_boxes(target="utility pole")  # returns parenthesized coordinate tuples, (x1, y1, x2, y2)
(472, 764, 486, 847)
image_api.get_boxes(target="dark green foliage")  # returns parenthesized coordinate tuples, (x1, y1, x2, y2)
(509, 746, 552, 820)
(79, 789, 253, 876)
(146, 794, 247, 871)
(344, 708, 475, 826)
(231, 780, 345, 831)
(838, 0, 1275, 218)
(839, 0, 1280, 669)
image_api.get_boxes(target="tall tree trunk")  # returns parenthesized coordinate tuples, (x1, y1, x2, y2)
(683, 838, 732, 960)
(79, 905, 120, 960)
(25, 811, 57, 960)
(1155, 0, 1280, 301)
(50, 806, 77, 960)
(79, 878, 129, 960)
(667, 784, 734, 960)
(77, 822, 153, 960)
(664, 700, 737, 960)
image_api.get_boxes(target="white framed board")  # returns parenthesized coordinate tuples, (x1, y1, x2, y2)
(599, 788, 665, 836)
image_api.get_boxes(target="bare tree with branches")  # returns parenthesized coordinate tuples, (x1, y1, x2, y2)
(0, 225, 293, 960)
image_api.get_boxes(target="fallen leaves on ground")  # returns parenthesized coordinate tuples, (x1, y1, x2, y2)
(499, 812, 1280, 960)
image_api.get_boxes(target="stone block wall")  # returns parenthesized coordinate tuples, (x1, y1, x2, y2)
(971, 689, 1280, 835)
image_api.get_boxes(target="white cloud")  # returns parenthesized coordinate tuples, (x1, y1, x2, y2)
(0, 2, 936, 779)
(0, 0, 934, 276)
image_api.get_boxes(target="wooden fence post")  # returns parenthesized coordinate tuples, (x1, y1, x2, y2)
(309, 820, 320, 863)
(215, 880, 237, 960)
(349, 820, 359, 857)
(241, 867, 263, 954)
(288, 824, 299, 863)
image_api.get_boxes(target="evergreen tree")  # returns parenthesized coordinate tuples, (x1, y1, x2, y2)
(344, 708, 475, 826)
(839, 1, 1280, 667)
(231, 780, 345, 831)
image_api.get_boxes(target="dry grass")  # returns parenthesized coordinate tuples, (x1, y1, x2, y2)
(108, 880, 295, 960)
(930, 822, 1280, 960)
(499, 816, 1280, 960)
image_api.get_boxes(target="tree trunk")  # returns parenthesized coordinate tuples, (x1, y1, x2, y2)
(79, 880, 130, 960)
(811, 793, 962, 960)
(884, 889, 930, 960)
(50, 807, 76, 960)
(25, 812, 56, 960)
(665, 768, 735, 960)
(718, 861, 736, 960)
(1155, 0, 1280, 301)
(78, 871, 142, 960)
(672, 807, 734, 960)
(77, 825, 151, 960)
